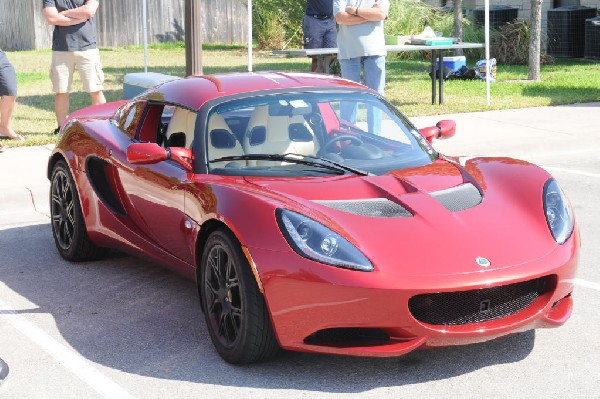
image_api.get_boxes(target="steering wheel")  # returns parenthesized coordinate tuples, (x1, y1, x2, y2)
(318, 134, 364, 157)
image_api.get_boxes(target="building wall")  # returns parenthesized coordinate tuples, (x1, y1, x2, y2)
(0, 0, 247, 51)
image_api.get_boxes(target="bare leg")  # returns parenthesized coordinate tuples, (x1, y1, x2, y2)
(0, 95, 20, 139)
(90, 90, 106, 105)
(55, 92, 70, 127)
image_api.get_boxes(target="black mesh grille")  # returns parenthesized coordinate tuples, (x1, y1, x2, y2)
(313, 198, 413, 217)
(430, 183, 482, 212)
(409, 277, 548, 326)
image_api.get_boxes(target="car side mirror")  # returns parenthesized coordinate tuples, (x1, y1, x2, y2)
(126, 142, 193, 171)
(127, 142, 168, 164)
(419, 120, 456, 143)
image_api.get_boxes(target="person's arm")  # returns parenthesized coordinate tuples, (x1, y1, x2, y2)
(335, 10, 366, 26)
(61, 0, 99, 20)
(42, 6, 84, 26)
(354, 1, 388, 22)
(336, 0, 388, 25)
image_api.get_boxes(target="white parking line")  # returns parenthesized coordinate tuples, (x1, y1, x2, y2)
(0, 290, 136, 399)
(571, 278, 600, 292)
(544, 167, 600, 178)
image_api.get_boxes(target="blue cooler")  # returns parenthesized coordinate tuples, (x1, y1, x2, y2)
(123, 72, 181, 99)
(436, 56, 466, 72)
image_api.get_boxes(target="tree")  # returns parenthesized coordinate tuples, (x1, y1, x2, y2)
(185, 0, 203, 76)
(528, 0, 542, 81)
(453, 0, 464, 56)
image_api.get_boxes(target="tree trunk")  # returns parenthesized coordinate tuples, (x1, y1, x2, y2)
(453, 0, 464, 56)
(185, 0, 203, 76)
(528, 0, 542, 81)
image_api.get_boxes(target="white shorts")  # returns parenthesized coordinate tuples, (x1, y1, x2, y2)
(50, 48, 105, 93)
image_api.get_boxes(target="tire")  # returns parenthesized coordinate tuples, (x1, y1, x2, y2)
(200, 228, 279, 364)
(50, 160, 108, 262)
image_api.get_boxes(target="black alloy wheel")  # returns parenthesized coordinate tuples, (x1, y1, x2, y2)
(200, 228, 278, 364)
(50, 160, 107, 261)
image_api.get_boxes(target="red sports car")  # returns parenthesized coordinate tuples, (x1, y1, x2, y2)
(48, 72, 579, 364)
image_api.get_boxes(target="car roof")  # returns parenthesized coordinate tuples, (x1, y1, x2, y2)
(137, 71, 368, 110)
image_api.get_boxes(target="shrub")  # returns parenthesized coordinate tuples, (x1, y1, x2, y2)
(493, 19, 554, 65)
(253, 0, 304, 49)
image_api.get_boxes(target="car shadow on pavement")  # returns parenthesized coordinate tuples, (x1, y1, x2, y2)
(1, 223, 535, 393)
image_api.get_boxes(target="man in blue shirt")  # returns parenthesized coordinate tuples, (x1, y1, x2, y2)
(43, 0, 105, 133)
(303, 0, 337, 72)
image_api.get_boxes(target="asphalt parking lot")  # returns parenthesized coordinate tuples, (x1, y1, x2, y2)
(0, 103, 598, 398)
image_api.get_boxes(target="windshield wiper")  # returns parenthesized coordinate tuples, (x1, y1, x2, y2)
(209, 153, 371, 176)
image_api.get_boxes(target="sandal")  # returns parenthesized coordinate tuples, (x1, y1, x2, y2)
(0, 134, 26, 141)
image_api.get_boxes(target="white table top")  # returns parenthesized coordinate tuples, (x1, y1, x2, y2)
(274, 42, 484, 56)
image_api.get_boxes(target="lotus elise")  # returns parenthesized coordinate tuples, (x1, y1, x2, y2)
(48, 72, 579, 364)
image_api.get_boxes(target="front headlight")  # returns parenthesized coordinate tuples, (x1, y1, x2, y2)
(276, 209, 373, 271)
(543, 178, 574, 244)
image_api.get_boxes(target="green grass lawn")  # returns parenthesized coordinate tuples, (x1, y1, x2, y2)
(3, 45, 599, 148)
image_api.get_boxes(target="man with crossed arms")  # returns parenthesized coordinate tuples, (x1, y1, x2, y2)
(43, 0, 105, 134)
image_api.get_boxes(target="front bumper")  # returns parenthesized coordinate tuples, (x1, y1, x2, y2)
(250, 232, 579, 357)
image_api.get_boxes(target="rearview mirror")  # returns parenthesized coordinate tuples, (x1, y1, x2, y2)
(419, 120, 456, 143)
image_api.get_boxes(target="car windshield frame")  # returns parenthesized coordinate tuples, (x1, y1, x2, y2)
(192, 88, 438, 176)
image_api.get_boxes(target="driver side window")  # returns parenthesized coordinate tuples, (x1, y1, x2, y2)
(163, 106, 197, 149)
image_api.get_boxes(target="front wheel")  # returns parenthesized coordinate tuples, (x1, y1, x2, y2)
(200, 228, 279, 364)
(50, 160, 107, 261)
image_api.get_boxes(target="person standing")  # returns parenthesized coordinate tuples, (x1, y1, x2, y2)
(333, 0, 389, 134)
(333, 0, 389, 95)
(303, 0, 337, 73)
(42, 0, 105, 134)
(0, 49, 24, 143)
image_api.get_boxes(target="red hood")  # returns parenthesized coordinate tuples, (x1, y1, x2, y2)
(243, 157, 559, 276)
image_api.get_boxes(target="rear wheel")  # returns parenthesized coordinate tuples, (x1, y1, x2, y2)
(200, 228, 279, 364)
(50, 160, 107, 261)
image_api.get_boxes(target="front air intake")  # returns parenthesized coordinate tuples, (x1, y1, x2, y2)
(409, 276, 550, 325)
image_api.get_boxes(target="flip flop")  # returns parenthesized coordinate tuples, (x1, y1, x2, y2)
(0, 134, 26, 141)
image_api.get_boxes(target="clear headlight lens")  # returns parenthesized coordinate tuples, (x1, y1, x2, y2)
(543, 179, 574, 244)
(276, 209, 373, 271)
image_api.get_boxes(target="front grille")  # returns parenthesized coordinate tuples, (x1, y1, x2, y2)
(409, 277, 548, 325)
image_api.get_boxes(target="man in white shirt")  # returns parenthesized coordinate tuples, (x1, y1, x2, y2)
(333, 0, 389, 95)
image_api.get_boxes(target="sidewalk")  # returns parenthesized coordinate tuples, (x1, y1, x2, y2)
(0, 102, 598, 221)
(0, 144, 53, 223)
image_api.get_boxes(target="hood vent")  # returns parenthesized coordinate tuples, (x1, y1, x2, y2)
(313, 198, 413, 218)
(430, 183, 482, 212)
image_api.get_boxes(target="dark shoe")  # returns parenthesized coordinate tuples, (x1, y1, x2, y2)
(0, 134, 26, 141)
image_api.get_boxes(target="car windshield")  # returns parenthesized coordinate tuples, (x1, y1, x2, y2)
(204, 91, 437, 176)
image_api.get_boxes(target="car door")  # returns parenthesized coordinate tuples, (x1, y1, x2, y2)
(113, 102, 196, 265)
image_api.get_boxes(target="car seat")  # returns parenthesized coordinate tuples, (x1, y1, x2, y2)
(165, 108, 196, 148)
(242, 104, 319, 166)
(207, 113, 245, 168)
